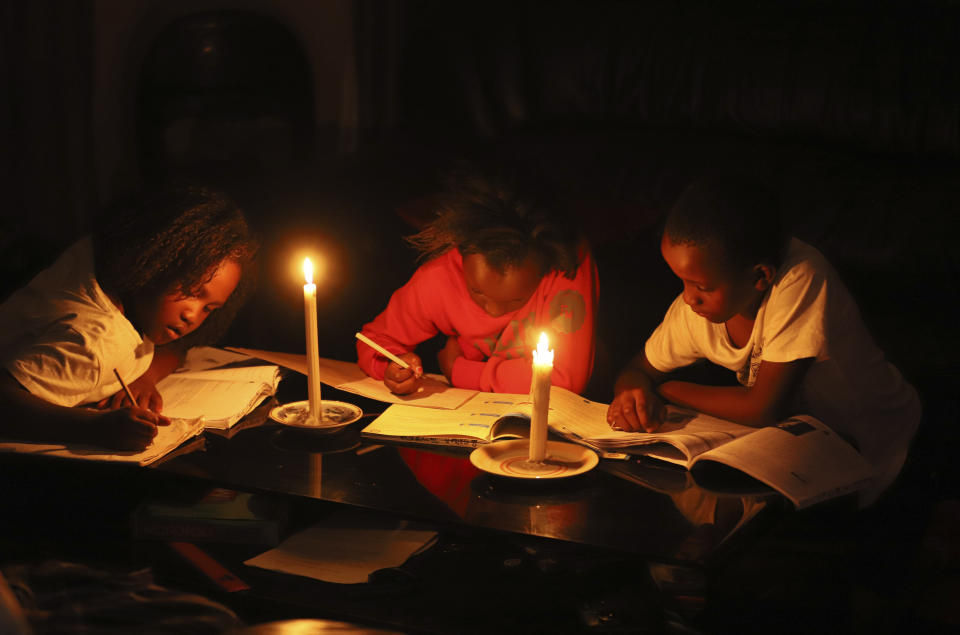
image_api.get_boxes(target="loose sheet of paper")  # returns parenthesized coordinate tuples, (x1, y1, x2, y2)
(227, 347, 477, 409)
(244, 509, 437, 584)
(178, 346, 259, 372)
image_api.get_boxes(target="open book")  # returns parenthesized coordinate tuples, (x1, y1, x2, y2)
(362, 386, 875, 509)
(0, 347, 281, 466)
(156, 346, 282, 431)
(361, 393, 535, 447)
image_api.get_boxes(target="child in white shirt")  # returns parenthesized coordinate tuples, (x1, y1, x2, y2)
(0, 186, 259, 451)
(607, 176, 920, 504)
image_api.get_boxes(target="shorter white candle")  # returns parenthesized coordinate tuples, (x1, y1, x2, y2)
(528, 331, 553, 462)
(303, 257, 322, 422)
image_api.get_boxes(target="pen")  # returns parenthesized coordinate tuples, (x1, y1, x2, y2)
(355, 332, 423, 377)
(113, 368, 138, 406)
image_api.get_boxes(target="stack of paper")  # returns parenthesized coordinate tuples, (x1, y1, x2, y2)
(157, 347, 282, 430)
(244, 508, 437, 584)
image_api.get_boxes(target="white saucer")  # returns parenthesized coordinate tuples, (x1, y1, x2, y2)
(269, 400, 363, 434)
(470, 439, 599, 479)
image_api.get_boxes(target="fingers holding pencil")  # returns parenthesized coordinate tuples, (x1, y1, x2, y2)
(355, 332, 423, 378)
(356, 332, 425, 394)
(384, 352, 424, 395)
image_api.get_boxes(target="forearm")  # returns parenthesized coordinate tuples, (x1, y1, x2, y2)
(613, 353, 663, 397)
(357, 301, 437, 380)
(656, 381, 776, 427)
(614, 363, 657, 396)
(0, 375, 99, 443)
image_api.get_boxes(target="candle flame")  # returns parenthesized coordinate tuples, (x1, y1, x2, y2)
(533, 331, 554, 365)
(303, 257, 314, 285)
(537, 331, 549, 352)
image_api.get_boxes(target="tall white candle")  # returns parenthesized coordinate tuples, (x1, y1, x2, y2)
(529, 331, 553, 462)
(303, 257, 322, 422)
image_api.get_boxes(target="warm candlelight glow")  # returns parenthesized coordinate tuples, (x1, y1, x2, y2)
(533, 331, 554, 365)
(302, 256, 322, 422)
(529, 330, 554, 463)
(303, 257, 314, 285)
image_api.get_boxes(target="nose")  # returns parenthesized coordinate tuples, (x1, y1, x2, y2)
(180, 300, 203, 328)
(682, 286, 701, 308)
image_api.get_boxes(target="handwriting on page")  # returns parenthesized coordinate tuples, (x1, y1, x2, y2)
(158, 377, 270, 423)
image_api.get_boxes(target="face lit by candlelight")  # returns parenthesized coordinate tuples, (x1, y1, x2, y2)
(135, 258, 242, 345)
(660, 234, 768, 323)
(462, 252, 543, 318)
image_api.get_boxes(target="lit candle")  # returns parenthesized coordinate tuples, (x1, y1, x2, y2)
(529, 331, 553, 462)
(303, 257, 322, 422)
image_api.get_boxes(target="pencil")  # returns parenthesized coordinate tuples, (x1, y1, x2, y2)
(355, 332, 422, 377)
(113, 368, 138, 406)
(355, 332, 410, 368)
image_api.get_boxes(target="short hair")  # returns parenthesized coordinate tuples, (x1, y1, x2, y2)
(664, 175, 787, 271)
(93, 185, 260, 348)
(405, 165, 581, 278)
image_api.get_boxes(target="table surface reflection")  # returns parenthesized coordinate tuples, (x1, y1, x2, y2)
(152, 383, 782, 566)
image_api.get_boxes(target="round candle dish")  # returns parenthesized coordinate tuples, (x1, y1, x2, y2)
(268, 400, 363, 434)
(470, 439, 598, 479)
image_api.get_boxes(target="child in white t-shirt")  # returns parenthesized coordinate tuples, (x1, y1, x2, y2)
(0, 186, 259, 451)
(607, 176, 920, 504)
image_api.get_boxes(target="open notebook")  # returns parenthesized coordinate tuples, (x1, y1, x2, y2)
(0, 347, 281, 465)
(363, 385, 875, 510)
(156, 348, 282, 430)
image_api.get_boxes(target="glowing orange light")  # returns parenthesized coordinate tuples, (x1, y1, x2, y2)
(303, 257, 314, 286)
(533, 331, 554, 366)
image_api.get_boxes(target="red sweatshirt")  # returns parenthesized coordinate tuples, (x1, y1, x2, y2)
(357, 243, 598, 394)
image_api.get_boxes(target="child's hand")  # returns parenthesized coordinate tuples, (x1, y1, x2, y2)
(607, 387, 664, 433)
(384, 352, 423, 395)
(437, 336, 461, 383)
(90, 407, 171, 451)
(98, 375, 164, 413)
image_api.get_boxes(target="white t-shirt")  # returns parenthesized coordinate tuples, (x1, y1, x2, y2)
(0, 237, 154, 406)
(645, 238, 921, 500)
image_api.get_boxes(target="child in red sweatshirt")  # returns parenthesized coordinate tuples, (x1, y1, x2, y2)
(357, 168, 598, 395)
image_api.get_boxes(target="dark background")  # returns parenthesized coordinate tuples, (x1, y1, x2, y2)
(2, 0, 959, 632)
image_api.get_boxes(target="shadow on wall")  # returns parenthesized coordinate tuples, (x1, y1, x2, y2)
(136, 10, 315, 187)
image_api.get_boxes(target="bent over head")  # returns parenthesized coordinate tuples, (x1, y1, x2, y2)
(93, 185, 260, 347)
(406, 165, 582, 280)
(664, 174, 787, 273)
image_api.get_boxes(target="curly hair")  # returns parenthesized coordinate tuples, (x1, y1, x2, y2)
(664, 174, 787, 272)
(92, 185, 260, 349)
(405, 166, 581, 278)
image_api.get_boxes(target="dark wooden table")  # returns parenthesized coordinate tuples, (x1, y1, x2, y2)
(142, 378, 784, 632)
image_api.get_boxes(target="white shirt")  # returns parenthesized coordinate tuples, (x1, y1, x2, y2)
(0, 238, 154, 406)
(646, 238, 921, 500)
